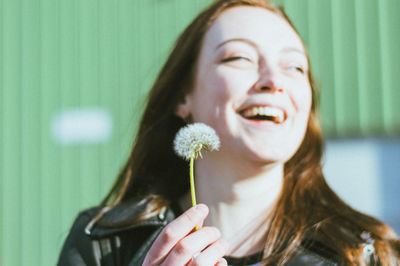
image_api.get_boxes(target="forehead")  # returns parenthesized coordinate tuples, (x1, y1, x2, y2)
(203, 6, 305, 53)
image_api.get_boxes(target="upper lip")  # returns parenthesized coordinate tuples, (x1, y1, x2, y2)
(237, 100, 288, 120)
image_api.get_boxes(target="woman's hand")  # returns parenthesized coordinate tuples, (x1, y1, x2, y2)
(143, 204, 228, 266)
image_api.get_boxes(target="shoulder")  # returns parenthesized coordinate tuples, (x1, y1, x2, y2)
(58, 197, 177, 266)
(286, 240, 343, 266)
(57, 206, 104, 266)
(86, 197, 175, 238)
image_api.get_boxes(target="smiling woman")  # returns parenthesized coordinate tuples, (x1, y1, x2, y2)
(58, 0, 400, 265)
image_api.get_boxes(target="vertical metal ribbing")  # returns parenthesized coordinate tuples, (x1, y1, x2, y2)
(41, 0, 62, 263)
(2, 0, 22, 265)
(378, 0, 400, 135)
(0, 0, 4, 261)
(21, 0, 41, 264)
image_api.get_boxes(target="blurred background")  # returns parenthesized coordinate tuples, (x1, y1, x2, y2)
(1, 0, 399, 265)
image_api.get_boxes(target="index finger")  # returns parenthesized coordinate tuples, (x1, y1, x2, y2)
(144, 204, 209, 264)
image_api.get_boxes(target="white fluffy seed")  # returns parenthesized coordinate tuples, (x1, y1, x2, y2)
(173, 123, 220, 161)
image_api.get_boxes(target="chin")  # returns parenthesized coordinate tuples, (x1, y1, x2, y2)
(255, 155, 290, 166)
(239, 146, 292, 166)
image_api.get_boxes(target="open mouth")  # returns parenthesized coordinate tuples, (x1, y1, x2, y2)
(239, 106, 286, 124)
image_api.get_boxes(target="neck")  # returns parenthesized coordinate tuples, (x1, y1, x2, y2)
(180, 156, 284, 257)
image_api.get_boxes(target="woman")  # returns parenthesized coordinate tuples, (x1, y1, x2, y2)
(58, 0, 400, 265)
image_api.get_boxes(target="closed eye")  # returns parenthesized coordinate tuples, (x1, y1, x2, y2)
(221, 56, 252, 63)
(289, 65, 305, 74)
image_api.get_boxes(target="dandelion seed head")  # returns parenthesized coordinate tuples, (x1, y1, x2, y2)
(173, 123, 220, 160)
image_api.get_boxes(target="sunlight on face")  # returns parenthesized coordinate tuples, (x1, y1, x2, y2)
(184, 6, 312, 165)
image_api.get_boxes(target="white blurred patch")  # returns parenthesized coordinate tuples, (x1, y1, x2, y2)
(51, 108, 112, 144)
(323, 139, 382, 217)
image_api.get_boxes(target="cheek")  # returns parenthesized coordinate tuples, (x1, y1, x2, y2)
(199, 69, 248, 105)
(213, 68, 257, 103)
(189, 72, 232, 122)
(294, 86, 312, 141)
(291, 83, 312, 114)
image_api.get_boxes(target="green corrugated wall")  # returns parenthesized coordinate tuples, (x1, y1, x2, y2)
(1, 0, 399, 265)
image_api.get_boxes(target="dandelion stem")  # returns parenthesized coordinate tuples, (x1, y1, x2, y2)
(189, 156, 197, 207)
(190, 156, 199, 231)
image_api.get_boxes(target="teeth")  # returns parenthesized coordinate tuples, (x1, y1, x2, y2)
(242, 106, 285, 123)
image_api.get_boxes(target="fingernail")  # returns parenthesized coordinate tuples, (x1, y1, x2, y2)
(218, 258, 228, 265)
(195, 204, 208, 215)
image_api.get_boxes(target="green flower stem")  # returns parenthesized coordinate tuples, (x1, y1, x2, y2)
(190, 156, 199, 231)
(190, 156, 197, 207)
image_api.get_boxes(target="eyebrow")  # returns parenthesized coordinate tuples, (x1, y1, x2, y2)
(280, 47, 307, 57)
(216, 38, 258, 50)
(216, 38, 306, 57)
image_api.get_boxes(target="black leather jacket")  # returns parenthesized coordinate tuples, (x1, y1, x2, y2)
(58, 198, 343, 266)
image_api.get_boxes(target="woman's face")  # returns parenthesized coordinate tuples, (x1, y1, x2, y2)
(178, 6, 312, 164)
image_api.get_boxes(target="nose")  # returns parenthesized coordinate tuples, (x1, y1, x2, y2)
(253, 67, 284, 93)
(254, 76, 283, 93)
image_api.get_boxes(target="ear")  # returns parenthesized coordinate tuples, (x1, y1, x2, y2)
(175, 95, 191, 119)
(175, 102, 190, 119)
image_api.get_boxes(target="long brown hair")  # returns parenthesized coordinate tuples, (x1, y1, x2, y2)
(102, 0, 400, 264)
